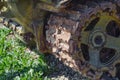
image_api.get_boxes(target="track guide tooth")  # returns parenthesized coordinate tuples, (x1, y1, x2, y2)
(9, 21, 19, 31)
(3, 18, 11, 27)
(0, 17, 5, 23)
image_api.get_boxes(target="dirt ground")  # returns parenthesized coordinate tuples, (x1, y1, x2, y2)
(45, 54, 88, 80)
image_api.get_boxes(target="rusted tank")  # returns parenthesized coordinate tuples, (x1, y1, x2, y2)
(0, 0, 120, 79)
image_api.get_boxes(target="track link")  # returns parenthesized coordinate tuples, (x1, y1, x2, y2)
(0, 0, 120, 80)
(46, 1, 120, 80)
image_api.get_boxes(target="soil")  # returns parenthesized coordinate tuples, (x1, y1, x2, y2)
(45, 54, 88, 80)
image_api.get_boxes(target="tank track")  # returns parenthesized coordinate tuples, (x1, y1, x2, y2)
(46, 0, 120, 80)
(0, 17, 36, 48)
(0, 0, 120, 80)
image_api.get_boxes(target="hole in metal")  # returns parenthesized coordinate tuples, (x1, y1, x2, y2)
(81, 44, 90, 61)
(100, 48, 115, 64)
(116, 5, 120, 15)
(84, 17, 100, 31)
(103, 8, 110, 12)
(100, 71, 113, 80)
(106, 21, 120, 37)
(87, 68, 95, 78)
(94, 35, 103, 45)
(115, 63, 120, 79)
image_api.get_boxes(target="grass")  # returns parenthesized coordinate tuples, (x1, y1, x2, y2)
(0, 28, 50, 80)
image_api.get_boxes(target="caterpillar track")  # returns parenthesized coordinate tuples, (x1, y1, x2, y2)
(1, 0, 120, 80)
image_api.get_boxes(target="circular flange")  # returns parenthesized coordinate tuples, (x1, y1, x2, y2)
(89, 30, 106, 48)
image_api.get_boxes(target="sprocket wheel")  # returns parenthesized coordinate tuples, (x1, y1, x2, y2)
(46, 1, 120, 80)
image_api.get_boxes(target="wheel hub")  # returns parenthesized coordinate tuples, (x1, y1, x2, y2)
(89, 30, 105, 48)
(81, 12, 120, 68)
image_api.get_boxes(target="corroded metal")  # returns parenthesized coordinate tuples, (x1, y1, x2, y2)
(0, 0, 70, 53)
(46, 1, 120, 80)
(0, 0, 120, 80)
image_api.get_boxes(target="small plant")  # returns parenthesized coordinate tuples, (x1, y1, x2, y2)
(0, 28, 49, 80)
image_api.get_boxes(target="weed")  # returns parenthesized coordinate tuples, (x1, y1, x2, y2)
(0, 28, 49, 80)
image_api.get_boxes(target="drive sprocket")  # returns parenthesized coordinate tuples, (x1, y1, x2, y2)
(0, 0, 120, 79)
(46, 1, 120, 79)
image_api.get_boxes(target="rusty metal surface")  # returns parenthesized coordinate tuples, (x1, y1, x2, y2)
(0, 0, 120, 80)
(46, 1, 120, 80)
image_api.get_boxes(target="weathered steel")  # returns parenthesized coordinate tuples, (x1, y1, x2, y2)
(0, 0, 120, 80)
